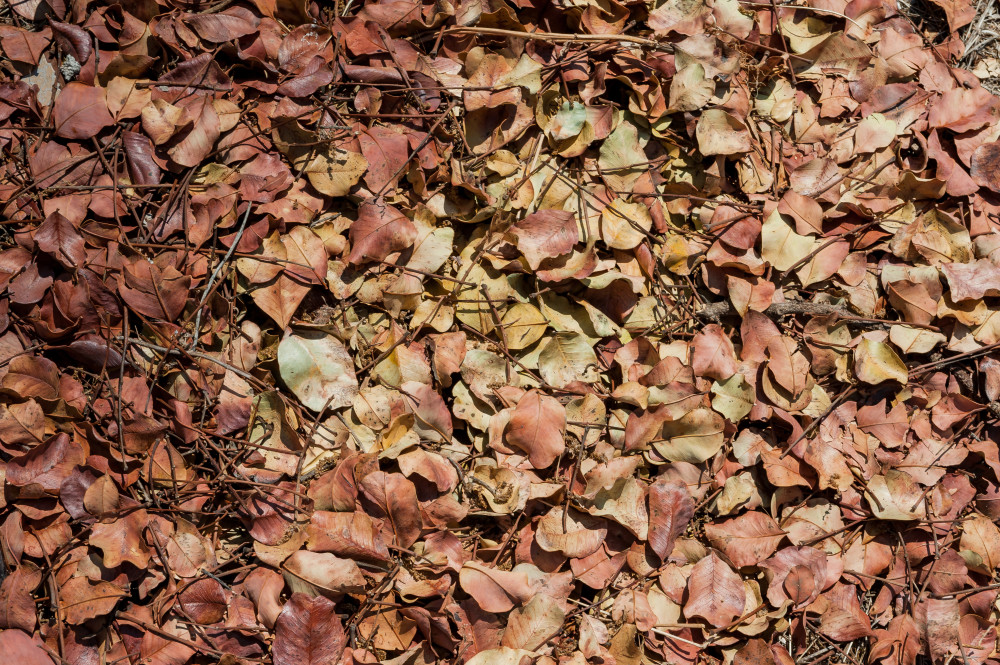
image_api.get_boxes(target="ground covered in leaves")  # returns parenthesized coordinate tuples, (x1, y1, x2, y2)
(4, 0, 1000, 664)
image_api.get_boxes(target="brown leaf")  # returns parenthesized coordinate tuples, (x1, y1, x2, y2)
(760, 546, 827, 608)
(704, 511, 786, 568)
(306, 510, 391, 562)
(123, 131, 161, 185)
(2, 356, 60, 402)
(6, 433, 85, 496)
(358, 125, 411, 194)
(348, 201, 417, 265)
(0, 563, 41, 632)
(89, 509, 152, 569)
(177, 578, 229, 624)
(34, 212, 85, 268)
(272, 594, 347, 665)
(647, 477, 695, 560)
(959, 514, 1000, 573)
(53, 83, 114, 139)
(183, 10, 259, 43)
(168, 95, 221, 168)
(783, 564, 816, 607)
(0, 629, 54, 665)
(536, 507, 608, 558)
(869, 614, 920, 665)
(358, 471, 422, 548)
(856, 399, 908, 448)
(922, 598, 961, 664)
(0, 399, 44, 446)
(82, 474, 120, 518)
(735, 639, 776, 665)
(500, 594, 565, 651)
(459, 561, 541, 613)
(118, 260, 192, 322)
(509, 210, 579, 270)
(505, 389, 566, 469)
(278, 25, 334, 73)
(0, 26, 52, 65)
(251, 275, 310, 329)
(59, 577, 126, 625)
(683, 551, 746, 627)
(691, 324, 739, 381)
(282, 550, 366, 597)
(971, 141, 1000, 192)
(818, 583, 873, 641)
(941, 259, 1000, 301)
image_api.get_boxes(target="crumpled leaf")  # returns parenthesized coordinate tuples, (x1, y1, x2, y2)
(536, 507, 608, 558)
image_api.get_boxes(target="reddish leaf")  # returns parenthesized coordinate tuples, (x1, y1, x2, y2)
(704, 511, 786, 568)
(347, 201, 418, 265)
(0, 630, 53, 665)
(459, 561, 542, 613)
(82, 474, 120, 518)
(783, 565, 816, 608)
(760, 546, 828, 608)
(49, 21, 91, 63)
(306, 510, 391, 562)
(89, 508, 152, 569)
(922, 598, 961, 664)
(0, 26, 51, 65)
(683, 552, 746, 627)
(53, 83, 115, 139)
(0, 563, 41, 631)
(505, 389, 566, 469)
(510, 210, 579, 270)
(869, 614, 920, 665)
(183, 9, 260, 43)
(177, 578, 229, 624)
(818, 583, 873, 641)
(6, 433, 85, 496)
(59, 577, 126, 625)
(647, 477, 695, 560)
(856, 399, 908, 448)
(358, 125, 411, 194)
(734, 639, 777, 665)
(358, 471, 422, 548)
(535, 507, 607, 558)
(282, 550, 365, 597)
(691, 324, 739, 381)
(272, 594, 347, 665)
(118, 260, 192, 322)
(168, 95, 221, 168)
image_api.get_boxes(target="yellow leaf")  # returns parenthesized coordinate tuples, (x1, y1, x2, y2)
(853, 337, 908, 385)
(761, 210, 818, 271)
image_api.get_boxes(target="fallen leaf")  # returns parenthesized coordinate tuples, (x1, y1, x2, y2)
(505, 390, 566, 468)
(277, 332, 360, 412)
(272, 594, 347, 665)
(683, 552, 746, 627)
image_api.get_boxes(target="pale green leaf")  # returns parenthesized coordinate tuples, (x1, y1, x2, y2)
(278, 332, 360, 412)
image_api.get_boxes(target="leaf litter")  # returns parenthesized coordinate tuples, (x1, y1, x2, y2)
(1, 0, 1000, 664)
